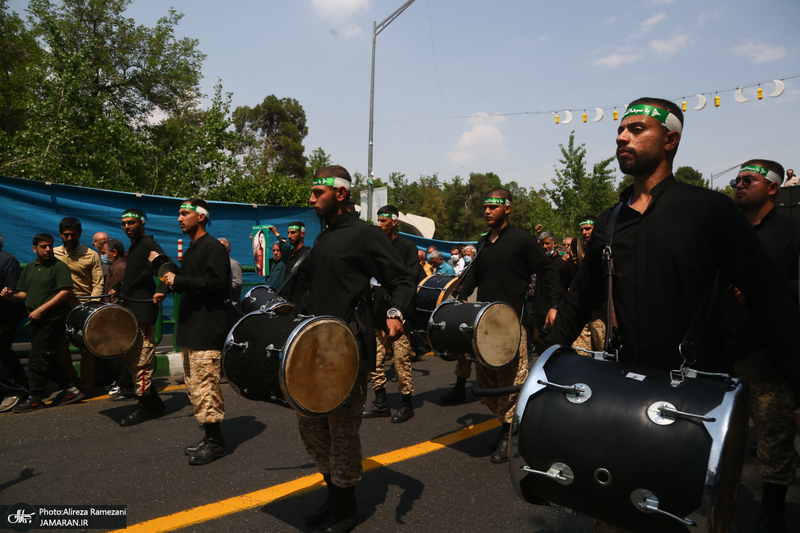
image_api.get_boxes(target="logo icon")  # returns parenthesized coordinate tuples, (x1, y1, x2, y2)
(6, 503, 37, 532)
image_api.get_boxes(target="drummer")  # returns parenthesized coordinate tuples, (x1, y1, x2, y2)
(548, 97, 800, 531)
(456, 188, 560, 464)
(153, 199, 232, 466)
(111, 209, 167, 427)
(363, 205, 424, 424)
(290, 166, 416, 533)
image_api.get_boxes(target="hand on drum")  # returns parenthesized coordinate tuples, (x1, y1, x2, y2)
(383, 318, 403, 342)
(161, 272, 176, 288)
(153, 293, 166, 304)
(147, 251, 160, 263)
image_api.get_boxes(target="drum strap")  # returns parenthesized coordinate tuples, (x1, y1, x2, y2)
(677, 270, 720, 367)
(602, 203, 623, 355)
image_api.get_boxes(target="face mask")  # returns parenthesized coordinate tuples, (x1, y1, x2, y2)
(101, 254, 111, 264)
(546, 250, 556, 257)
(463, 256, 472, 264)
(451, 254, 459, 260)
(426, 253, 431, 261)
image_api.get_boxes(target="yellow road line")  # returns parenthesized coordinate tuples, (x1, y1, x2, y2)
(84, 384, 186, 403)
(112, 418, 501, 533)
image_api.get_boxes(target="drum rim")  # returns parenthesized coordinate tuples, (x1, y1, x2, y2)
(279, 315, 359, 418)
(242, 284, 278, 301)
(79, 302, 138, 358)
(471, 301, 520, 369)
(223, 301, 298, 357)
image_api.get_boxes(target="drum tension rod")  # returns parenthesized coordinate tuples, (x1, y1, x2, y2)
(536, 380, 592, 404)
(631, 489, 695, 527)
(521, 462, 574, 486)
(660, 403, 715, 423)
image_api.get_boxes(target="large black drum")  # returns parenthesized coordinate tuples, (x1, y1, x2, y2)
(223, 301, 360, 417)
(65, 301, 138, 358)
(510, 345, 749, 533)
(240, 285, 279, 314)
(427, 300, 520, 368)
(413, 274, 459, 329)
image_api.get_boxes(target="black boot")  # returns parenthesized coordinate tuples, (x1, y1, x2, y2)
(391, 394, 414, 423)
(119, 397, 152, 426)
(306, 474, 333, 527)
(490, 423, 511, 464)
(440, 377, 466, 405)
(188, 422, 227, 465)
(314, 484, 357, 533)
(757, 482, 787, 533)
(362, 388, 390, 418)
(143, 388, 166, 415)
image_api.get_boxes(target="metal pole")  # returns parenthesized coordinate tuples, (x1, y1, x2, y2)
(367, 0, 416, 223)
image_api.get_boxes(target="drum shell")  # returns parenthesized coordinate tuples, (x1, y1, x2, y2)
(222, 302, 300, 405)
(413, 274, 458, 329)
(240, 285, 279, 315)
(510, 346, 749, 533)
(427, 300, 520, 369)
(65, 301, 138, 358)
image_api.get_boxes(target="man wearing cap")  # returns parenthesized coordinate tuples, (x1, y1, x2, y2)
(291, 166, 416, 533)
(153, 199, 231, 465)
(456, 188, 559, 464)
(111, 209, 167, 426)
(363, 205, 424, 424)
(549, 98, 800, 531)
(730, 159, 800, 531)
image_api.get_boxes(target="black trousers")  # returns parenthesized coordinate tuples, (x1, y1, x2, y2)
(28, 320, 73, 400)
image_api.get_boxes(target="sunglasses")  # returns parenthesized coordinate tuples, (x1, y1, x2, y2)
(730, 175, 770, 187)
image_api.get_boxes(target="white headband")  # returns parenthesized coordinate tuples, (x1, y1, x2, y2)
(312, 177, 351, 190)
(739, 164, 782, 184)
(181, 203, 210, 218)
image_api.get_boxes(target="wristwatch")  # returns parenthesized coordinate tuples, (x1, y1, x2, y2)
(386, 307, 404, 323)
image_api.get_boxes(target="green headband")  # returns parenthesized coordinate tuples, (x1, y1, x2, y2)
(288, 225, 303, 231)
(180, 202, 210, 217)
(579, 219, 595, 227)
(622, 104, 683, 134)
(121, 212, 143, 221)
(312, 176, 351, 190)
(740, 164, 782, 184)
(378, 212, 398, 221)
(484, 197, 510, 206)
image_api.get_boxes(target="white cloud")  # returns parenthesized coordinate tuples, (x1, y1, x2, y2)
(641, 12, 667, 32)
(697, 9, 723, 25)
(650, 33, 690, 55)
(592, 53, 642, 68)
(650, 0, 676, 4)
(311, 0, 371, 23)
(731, 41, 787, 63)
(446, 113, 507, 165)
(343, 23, 363, 37)
(605, 16, 616, 24)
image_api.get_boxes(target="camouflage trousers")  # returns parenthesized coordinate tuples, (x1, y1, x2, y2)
(182, 348, 225, 424)
(123, 322, 155, 397)
(749, 377, 799, 485)
(297, 373, 368, 488)
(369, 330, 413, 394)
(573, 318, 606, 353)
(475, 325, 528, 424)
(453, 357, 473, 379)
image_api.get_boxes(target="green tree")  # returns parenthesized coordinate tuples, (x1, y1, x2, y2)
(234, 95, 308, 180)
(305, 147, 332, 180)
(675, 166, 708, 188)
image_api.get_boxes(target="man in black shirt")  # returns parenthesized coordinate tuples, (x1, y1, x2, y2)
(363, 205, 424, 424)
(731, 159, 800, 531)
(269, 221, 311, 295)
(457, 188, 559, 464)
(154, 199, 231, 466)
(292, 166, 416, 533)
(112, 209, 166, 426)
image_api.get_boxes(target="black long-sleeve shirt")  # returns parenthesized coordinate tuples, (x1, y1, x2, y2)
(550, 175, 800, 402)
(458, 225, 559, 318)
(531, 253, 572, 315)
(753, 208, 800, 302)
(116, 235, 165, 324)
(158, 233, 231, 351)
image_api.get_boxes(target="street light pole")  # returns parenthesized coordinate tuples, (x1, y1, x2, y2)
(367, 0, 416, 222)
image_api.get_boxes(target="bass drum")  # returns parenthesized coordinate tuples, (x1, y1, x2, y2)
(427, 300, 520, 368)
(510, 345, 749, 533)
(413, 274, 459, 330)
(240, 285, 279, 315)
(223, 301, 360, 417)
(65, 301, 138, 358)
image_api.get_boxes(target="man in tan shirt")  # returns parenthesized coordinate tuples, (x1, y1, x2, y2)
(55, 217, 105, 389)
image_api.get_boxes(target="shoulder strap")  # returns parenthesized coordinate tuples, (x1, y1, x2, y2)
(603, 203, 623, 353)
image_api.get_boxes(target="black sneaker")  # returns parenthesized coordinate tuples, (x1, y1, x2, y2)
(56, 386, 86, 406)
(13, 397, 46, 413)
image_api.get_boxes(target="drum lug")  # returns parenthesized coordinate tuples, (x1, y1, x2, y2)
(646, 401, 717, 425)
(264, 344, 281, 357)
(521, 462, 574, 486)
(630, 489, 695, 527)
(458, 323, 473, 334)
(226, 339, 249, 352)
(430, 321, 446, 331)
(536, 380, 592, 404)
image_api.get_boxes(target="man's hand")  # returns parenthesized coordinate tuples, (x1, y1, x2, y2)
(545, 308, 558, 329)
(162, 272, 176, 288)
(0, 287, 14, 300)
(29, 307, 43, 321)
(383, 318, 403, 342)
(148, 251, 160, 262)
(153, 293, 166, 304)
(732, 287, 745, 305)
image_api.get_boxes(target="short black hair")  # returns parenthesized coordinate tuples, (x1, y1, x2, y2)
(289, 221, 305, 230)
(107, 238, 125, 256)
(626, 97, 684, 127)
(33, 233, 54, 246)
(122, 208, 146, 222)
(59, 217, 82, 234)
(485, 187, 512, 203)
(377, 205, 399, 218)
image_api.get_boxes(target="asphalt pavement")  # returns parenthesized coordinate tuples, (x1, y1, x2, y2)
(1, 353, 798, 533)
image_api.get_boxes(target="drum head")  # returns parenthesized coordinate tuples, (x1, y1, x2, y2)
(150, 254, 179, 278)
(474, 302, 520, 368)
(84, 304, 138, 358)
(282, 317, 359, 417)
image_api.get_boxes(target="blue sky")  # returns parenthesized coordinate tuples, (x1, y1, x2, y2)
(10, 0, 800, 191)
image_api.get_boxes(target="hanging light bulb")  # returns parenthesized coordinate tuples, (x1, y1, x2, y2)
(555, 114, 559, 125)
(757, 87, 763, 100)
(682, 100, 687, 112)
(613, 110, 618, 120)
(714, 95, 720, 107)
(582, 112, 587, 123)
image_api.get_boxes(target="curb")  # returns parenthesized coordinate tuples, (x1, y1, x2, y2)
(71, 352, 185, 379)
